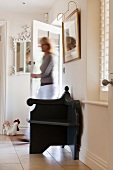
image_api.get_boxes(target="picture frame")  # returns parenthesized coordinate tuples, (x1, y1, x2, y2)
(62, 8, 80, 63)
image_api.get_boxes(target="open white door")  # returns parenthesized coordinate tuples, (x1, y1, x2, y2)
(31, 20, 62, 98)
(107, 1, 113, 169)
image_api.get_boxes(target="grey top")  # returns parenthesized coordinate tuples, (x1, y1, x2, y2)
(40, 54, 56, 84)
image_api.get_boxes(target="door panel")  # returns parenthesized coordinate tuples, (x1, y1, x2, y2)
(31, 20, 62, 98)
(108, 1, 113, 169)
(109, 0, 113, 74)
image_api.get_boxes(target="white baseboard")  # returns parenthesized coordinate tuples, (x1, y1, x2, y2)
(17, 125, 29, 135)
(79, 147, 108, 170)
(19, 125, 29, 129)
(0, 125, 29, 135)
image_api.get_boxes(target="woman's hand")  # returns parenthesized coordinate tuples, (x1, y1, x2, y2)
(31, 73, 40, 78)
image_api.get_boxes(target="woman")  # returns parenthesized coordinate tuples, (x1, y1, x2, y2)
(18, 37, 58, 142)
(31, 37, 58, 99)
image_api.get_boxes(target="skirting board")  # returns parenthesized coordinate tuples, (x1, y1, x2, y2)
(79, 147, 108, 170)
(17, 126, 29, 135)
(9, 125, 29, 129)
(1, 126, 29, 135)
(19, 125, 29, 129)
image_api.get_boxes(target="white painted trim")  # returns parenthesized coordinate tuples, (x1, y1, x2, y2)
(0, 21, 7, 134)
(19, 126, 29, 129)
(79, 147, 108, 170)
(10, 125, 29, 129)
(82, 100, 108, 107)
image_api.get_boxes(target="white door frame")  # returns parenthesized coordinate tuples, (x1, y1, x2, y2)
(31, 20, 62, 97)
(108, 1, 113, 169)
(0, 21, 7, 134)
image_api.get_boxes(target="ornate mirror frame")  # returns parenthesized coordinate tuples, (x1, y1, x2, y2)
(12, 25, 31, 75)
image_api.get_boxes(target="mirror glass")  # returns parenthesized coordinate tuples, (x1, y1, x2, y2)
(16, 41, 31, 73)
(13, 26, 31, 74)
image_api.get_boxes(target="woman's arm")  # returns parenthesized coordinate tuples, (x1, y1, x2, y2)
(31, 55, 54, 79)
(31, 73, 41, 78)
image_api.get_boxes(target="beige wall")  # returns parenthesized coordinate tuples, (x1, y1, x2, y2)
(49, 0, 109, 170)
(49, 0, 86, 100)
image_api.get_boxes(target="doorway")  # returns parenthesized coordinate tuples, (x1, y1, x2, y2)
(31, 20, 62, 98)
(0, 21, 7, 134)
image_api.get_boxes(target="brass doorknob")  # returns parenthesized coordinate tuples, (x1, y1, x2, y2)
(102, 79, 113, 86)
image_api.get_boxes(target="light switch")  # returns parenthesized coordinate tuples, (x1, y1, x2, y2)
(63, 67, 65, 73)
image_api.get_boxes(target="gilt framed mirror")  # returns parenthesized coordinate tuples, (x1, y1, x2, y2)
(12, 26, 31, 75)
(62, 8, 80, 63)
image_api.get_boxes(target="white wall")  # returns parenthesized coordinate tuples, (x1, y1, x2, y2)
(0, 12, 45, 128)
(49, 0, 86, 100)
(49, 0, 109, 170)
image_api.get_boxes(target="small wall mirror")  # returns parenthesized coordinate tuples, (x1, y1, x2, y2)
(12, 26, 31, 75)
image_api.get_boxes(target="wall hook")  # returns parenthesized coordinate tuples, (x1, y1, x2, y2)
(57, 1, 77, 21)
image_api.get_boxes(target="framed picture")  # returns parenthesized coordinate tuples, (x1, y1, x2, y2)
(62, 8, 80, 63)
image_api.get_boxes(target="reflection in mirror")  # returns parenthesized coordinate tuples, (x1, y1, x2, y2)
(26, 42, 31, 72)
(12, 26, 31, 75)
(16, 42, 31, 72)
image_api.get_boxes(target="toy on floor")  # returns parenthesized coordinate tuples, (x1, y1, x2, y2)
(3, 119, 20, 136)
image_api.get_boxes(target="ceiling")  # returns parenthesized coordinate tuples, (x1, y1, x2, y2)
(0, 0, 57, 14)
